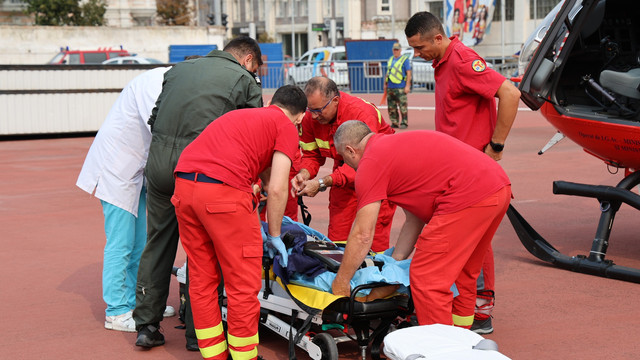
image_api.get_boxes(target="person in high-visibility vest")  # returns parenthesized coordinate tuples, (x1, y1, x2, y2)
(383, 42, 412, 129)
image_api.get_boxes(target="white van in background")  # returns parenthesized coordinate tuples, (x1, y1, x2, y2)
(286, 46, 348, 87)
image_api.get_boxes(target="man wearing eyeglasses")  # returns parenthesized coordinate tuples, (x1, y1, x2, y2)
(291, 77, 396, 252)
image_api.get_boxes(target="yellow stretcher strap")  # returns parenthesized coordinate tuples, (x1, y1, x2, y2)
(276, 277, 344, 311)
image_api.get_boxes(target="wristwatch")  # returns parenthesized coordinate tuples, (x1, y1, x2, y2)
(489, 140, 504, 152)
(318, 178, 327, 192)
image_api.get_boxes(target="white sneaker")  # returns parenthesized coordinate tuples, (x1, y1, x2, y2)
(163, 305, 176, 318)
(105, 311, 136, 332)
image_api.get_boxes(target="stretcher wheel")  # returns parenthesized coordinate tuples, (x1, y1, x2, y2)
(312, 332, 338, 360)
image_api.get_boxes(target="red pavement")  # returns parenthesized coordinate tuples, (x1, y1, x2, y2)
(2, 92, 640, 360)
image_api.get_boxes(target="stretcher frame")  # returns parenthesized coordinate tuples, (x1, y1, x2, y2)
(248, 255, 413, 360)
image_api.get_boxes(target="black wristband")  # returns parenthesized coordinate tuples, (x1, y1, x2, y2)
(489, 141, 504, 152)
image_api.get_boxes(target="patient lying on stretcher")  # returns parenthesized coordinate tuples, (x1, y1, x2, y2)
(261, 217, 458, 302)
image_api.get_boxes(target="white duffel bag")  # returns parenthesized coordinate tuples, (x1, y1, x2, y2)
(383, 324, 511, 360)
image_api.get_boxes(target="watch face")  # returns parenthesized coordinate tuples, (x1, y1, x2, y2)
(491, 142, 504, 152)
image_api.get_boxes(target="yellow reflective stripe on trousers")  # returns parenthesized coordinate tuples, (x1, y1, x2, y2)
(300, 141, 318, 151)
(229, 347, 258, 360)
(200, 340, 228, 359)
(452, 313, 474, 327)
(195, 322, 224, 340)
(228, 332, 259, 348)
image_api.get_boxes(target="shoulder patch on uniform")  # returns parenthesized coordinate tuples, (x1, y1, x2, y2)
(471, 59, 486, 72)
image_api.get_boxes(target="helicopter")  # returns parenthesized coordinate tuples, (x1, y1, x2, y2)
(511, 0, 640, 283)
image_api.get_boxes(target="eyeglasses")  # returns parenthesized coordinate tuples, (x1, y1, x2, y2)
(307, 96, 336, 114)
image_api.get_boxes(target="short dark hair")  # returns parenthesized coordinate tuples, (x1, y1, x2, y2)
(405, 12, 446, 39)
(271, 85, 307, 115)
(304, 77, 339, 100)
(224, 36, 263, 66)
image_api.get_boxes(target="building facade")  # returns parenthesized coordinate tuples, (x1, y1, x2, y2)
(1, 0, 562, 58)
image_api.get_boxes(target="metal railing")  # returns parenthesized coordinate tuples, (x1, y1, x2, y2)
(0, 59, 520, 136)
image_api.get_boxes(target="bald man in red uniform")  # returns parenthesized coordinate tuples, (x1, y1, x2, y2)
(292, 77, 396, 252)
(331, 121, 511, 330)
(172, 85, 307, 360)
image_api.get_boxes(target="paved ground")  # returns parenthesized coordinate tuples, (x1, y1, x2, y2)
(2, 92, 640, 359)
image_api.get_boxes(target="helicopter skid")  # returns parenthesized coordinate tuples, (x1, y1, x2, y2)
(507, 171, 640, 284)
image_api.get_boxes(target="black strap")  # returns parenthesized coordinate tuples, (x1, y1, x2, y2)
(298, 196, 312, 226)
(288, 309, 315, 360)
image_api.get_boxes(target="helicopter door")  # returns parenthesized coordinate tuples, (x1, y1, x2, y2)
(519, 0, 585, 110)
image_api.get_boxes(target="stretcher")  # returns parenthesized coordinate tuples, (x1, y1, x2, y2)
(242, 217, 414, 360)
(246, 260, 413, 360)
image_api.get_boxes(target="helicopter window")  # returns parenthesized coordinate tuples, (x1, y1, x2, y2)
(552, 0, 640, 120)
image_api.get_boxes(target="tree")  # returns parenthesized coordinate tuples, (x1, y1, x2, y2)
(26, 0, 80, 26)
(156, 0, 192, 26)
(25, 0, 106, 26)
(78, 0, 107, 26)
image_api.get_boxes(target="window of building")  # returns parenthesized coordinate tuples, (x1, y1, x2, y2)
(245, 0, 253, 21)
(232, 0, 240, 22)
(492, 0, 515, 21)
(334, 0, 343, 17)
(298, 0, 308, 17)
(529, 0, 561, 19)
(323, 0, 332, 18)
(378, 0, 391, 15)
(427, 1, 444, 23)
(276, 0, 285, 18)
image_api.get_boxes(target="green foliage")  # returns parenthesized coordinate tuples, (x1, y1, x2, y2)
(25, 0, 106, 26)
(157, 0, 192, 26)
(26, 0, 80, 25)
(258, 33, 276, 43)
(79, 0, 107, 26)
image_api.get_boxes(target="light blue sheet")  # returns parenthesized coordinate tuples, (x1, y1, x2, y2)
(266, 218, 459, 297)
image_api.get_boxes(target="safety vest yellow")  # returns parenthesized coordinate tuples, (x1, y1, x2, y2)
(386, 55, 409, 84)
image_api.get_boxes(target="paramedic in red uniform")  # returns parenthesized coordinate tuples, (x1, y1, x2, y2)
(331, 120, 511, 329)
(171, 85, 307, 360)
(291, 76, 396, 252)
(405, 11, 521, 333)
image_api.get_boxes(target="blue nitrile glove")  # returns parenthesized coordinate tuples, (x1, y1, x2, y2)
(265, 233, 289, 267)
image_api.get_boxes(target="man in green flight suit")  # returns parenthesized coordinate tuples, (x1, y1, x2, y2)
(133, 36, 264, 350)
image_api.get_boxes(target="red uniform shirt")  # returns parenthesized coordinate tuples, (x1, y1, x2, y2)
(355, 131, 510, 222)
(175, 105, 299, 193)
(299, 91, 393, 187)
(433, 37, 506, 151)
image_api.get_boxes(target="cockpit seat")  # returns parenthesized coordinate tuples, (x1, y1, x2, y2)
(600, 68, 640, 100)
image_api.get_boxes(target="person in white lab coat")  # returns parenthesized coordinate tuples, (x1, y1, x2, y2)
(76, 66, 171, 332)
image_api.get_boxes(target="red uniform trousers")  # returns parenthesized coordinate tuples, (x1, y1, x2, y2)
(328, 185, 396, 252)
(410, 186, 510, 328)
(173, 178, 262, 360)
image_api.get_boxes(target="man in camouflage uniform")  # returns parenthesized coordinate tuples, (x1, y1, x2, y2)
(383, 42, 412, 129)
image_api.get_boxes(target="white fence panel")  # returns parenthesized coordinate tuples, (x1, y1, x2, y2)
(0, 65, 169, 135)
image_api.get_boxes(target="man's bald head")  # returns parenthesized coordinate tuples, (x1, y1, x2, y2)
(334, 120, 373, 153)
